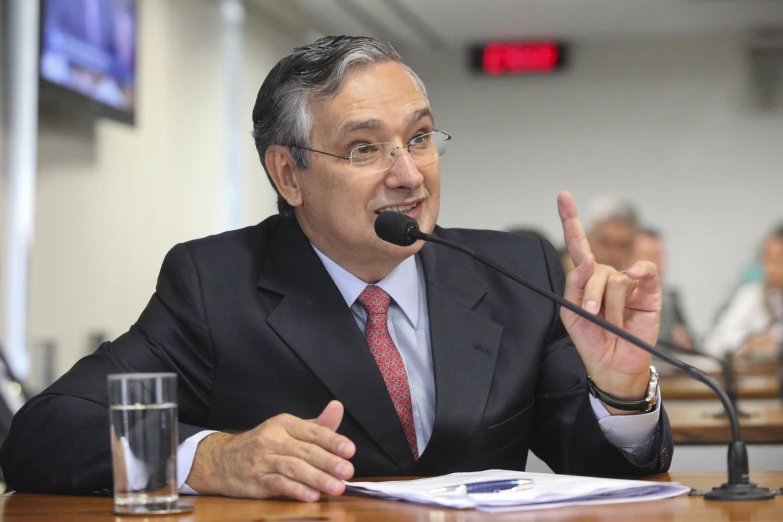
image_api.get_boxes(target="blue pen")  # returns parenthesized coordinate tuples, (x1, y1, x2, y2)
(428, 478, 534, 495)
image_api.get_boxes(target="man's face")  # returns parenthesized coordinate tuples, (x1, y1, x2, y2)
(292, 62, 440, 273)
(763, 237, 783, 289)
(634, 234, 665, 280)
(589, 220, 637, 271)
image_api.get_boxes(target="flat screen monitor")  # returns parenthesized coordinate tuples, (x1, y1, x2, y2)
(39, 0, 137, 125)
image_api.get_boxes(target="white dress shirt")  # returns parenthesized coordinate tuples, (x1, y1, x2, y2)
(177, 246, 661, 492)
(703, 282, 783, 357)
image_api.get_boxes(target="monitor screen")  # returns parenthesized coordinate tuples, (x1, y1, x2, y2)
(40, 0, 137, 123)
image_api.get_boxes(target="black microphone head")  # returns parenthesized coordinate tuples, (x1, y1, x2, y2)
(374, 212, 421, 246)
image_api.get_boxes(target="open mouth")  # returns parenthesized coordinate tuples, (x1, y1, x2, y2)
(375, 201, 421, 215)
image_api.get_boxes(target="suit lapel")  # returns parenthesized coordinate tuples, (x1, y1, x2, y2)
(258, 218, 414, 472)
(414, 231, 504, 473)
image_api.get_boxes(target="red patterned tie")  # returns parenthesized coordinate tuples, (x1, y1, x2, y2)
(357, 285, 419, 460)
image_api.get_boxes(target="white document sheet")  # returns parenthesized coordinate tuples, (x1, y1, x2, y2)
(345, 469, 691, 512)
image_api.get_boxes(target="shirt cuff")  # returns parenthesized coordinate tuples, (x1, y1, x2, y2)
(589, 391, 661, 448)
(177, 430, 218, 494)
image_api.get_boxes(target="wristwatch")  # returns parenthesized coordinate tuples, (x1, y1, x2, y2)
(586, 366, 659, 413)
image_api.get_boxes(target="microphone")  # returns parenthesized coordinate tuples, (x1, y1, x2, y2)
(375, 211, 777, 502)
(375, 211, 421, 247)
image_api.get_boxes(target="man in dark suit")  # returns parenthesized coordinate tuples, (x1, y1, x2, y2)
(0, 36, 671, 501)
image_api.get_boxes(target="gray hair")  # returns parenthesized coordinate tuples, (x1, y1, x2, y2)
(251, 36, 428, 218)
(586, 194, 639, 230)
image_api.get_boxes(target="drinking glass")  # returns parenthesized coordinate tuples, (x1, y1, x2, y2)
(108, 373, 192, 515)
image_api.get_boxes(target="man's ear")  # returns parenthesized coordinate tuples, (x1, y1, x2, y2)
(265, 145, 303, 208)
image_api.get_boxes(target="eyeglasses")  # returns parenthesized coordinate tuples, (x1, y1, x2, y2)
(291, 130, 452, 175)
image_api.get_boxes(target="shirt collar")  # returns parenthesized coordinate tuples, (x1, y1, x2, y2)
(311, 243, 420, 328)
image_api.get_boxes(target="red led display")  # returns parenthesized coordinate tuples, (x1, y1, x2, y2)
(473, 42, 566, 75)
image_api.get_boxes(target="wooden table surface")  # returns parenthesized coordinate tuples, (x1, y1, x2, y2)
(733, 359, 783, 376)
(658, 358, 782, 378)
(667, 402, 783, 444)
(661, 374, 781, 400)
(1, 472, 781, 521)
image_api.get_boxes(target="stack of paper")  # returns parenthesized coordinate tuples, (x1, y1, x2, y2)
(345, 469, 690, 512)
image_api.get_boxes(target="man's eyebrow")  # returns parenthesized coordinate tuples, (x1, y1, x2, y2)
(336, 118, 384, 142)
(407, 107, 434, 126)
(335, 107, 435, 142)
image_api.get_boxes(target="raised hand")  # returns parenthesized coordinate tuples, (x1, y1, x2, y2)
(557, 191, 661, 412)
(185, 400, 356, 501)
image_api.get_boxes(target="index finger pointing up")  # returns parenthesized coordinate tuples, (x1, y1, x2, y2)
(557, 191, 592, 268)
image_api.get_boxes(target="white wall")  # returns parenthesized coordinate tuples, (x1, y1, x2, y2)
(1, 0, 297, 387)
(406, 35, 783, 337)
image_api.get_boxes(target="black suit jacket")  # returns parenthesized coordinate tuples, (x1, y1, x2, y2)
(0, 216, 672, 494)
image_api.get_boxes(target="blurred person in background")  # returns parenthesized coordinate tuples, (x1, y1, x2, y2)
(0, 263, 31, 485)
(0, 346, 29, 486)
(703, 224, 783, 358)
(586, 195, 638, 271)
(634, 229, 693, 349)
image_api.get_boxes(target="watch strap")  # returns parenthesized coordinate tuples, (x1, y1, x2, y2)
(587, 366, 659, 413)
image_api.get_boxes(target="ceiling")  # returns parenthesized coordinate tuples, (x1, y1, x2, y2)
(249, 0, 783, 51)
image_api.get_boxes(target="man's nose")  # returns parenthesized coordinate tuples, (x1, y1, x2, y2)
(384, 147, 424, 189)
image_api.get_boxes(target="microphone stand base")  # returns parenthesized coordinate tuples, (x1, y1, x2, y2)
(702, 482, 777, 501)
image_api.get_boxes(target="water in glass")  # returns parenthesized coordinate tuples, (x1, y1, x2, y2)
(110, 401, 178, 512)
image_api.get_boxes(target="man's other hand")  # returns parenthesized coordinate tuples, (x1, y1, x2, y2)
(185, 400, 356, 501)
